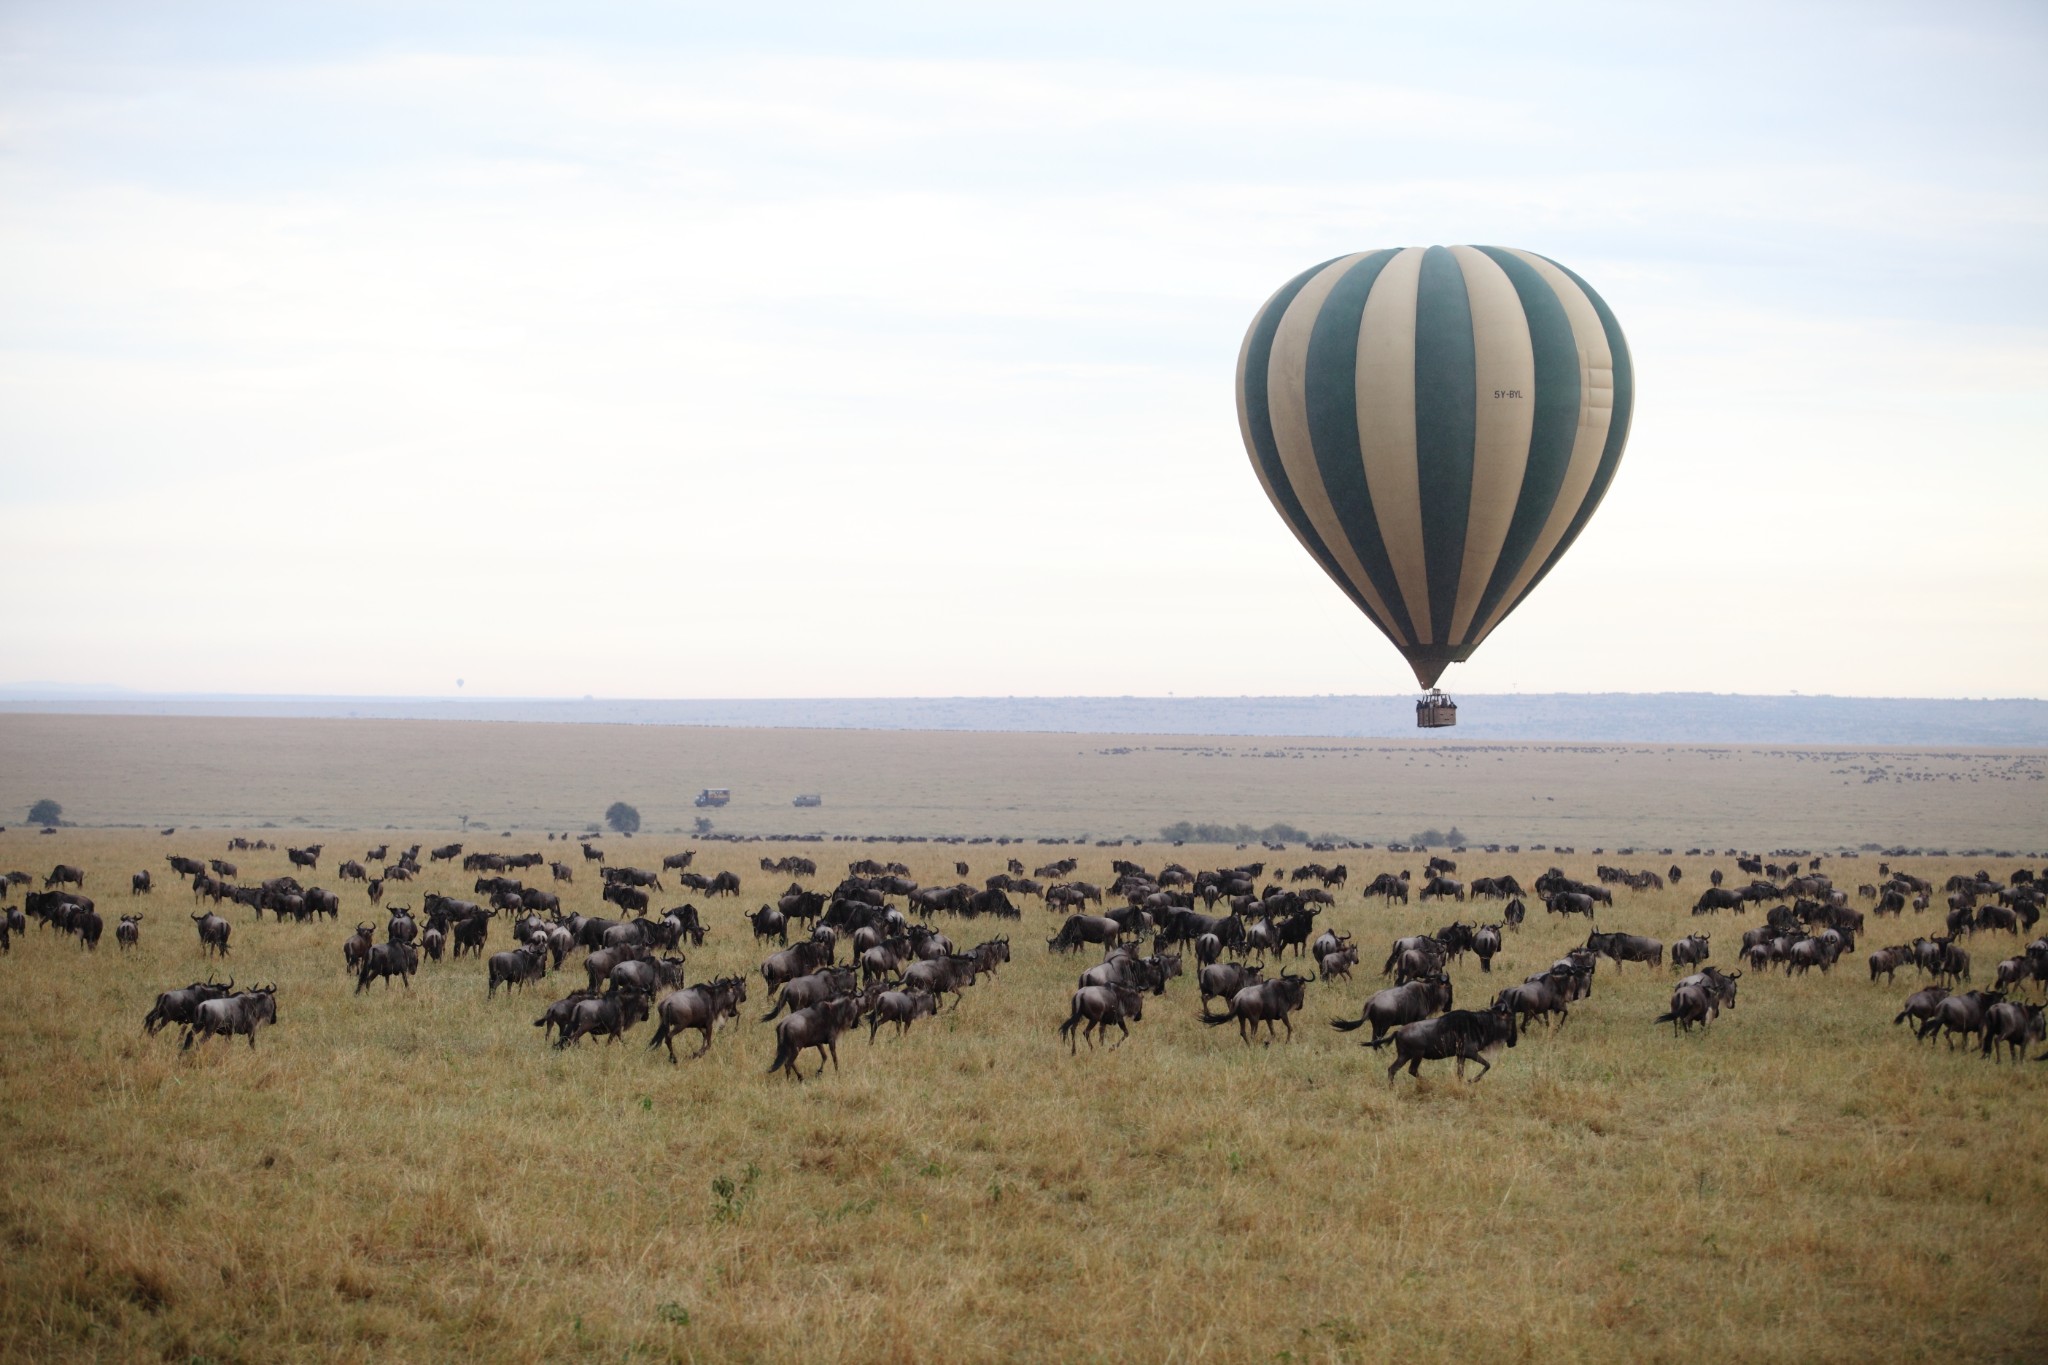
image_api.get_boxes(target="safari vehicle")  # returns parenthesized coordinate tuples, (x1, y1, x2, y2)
(694, 788, 731, 808)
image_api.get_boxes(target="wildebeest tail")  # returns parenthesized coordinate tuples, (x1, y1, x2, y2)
(1361, 1033, 1398, 1049)
(1198, 1011, 1233, 1027)
(766, 1035, 795, 1074)
(1329, 1014, 1368, 1032)
(1654, 1009, 1679, 1025)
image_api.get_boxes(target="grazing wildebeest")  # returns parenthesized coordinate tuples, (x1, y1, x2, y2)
(767, 996, 864, 1080)
(1331, 976, 1454, 1041)
(143, 977, 233, 1035)
(1202, 973, 1310, 1044)
(44, 865, 85, 889)
(554, 988, 651, 1048)
(867, 987, 940, 1041)
(356, 942, 421, 993)
(1047, 914, 1124, 954)
(487, 944, 548, 997)
(1058, 984, 1145, 1053)
(1366, 1004, 1519, 1081)
(644, 976, 748, 1061)
(192, 910, 231, 958)
(1587, 930, 1663, 970)
(182, 986, 278, 1050)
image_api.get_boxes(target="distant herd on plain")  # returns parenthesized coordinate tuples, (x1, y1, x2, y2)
(7, 833, 2047, 1078)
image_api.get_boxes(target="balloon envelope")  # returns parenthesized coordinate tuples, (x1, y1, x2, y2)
(1236, 245, 1634, 688)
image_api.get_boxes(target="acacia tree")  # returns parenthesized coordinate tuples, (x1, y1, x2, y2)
(28, 799, 62, 826)
(605, 801, 642, 835)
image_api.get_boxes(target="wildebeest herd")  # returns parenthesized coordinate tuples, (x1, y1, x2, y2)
(6, 839, 2046, 1079)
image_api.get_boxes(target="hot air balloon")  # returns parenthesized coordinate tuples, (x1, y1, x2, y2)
(1235, 245, 1634, 726)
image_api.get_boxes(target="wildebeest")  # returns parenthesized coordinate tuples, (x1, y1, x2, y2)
(646, 976, 749, 1061)
(1671, 934, 1710, 971)
(1894, 985, 1951, 1035)
(1918, 990, 2004, 1049)
(1587, 930, 1663, 969)
(1979, 1000, 2045, 1062)
(1201, 973, 1310, 1044)
(192, 910, 231, 958)
(1655, 983, 1719, 1034)
(903, 953, 980, 1010)
(1058, 984, 1145, 1053)
(1331, 976, 1454, 1041)
(356, 942, 420, 992)
(131, 871, 152, 896)
(182, 985, 278, 1050)
(44, 864, 85, 889)
(1198, 961, 1265, 1016)
(487, 944, 548, 997)
(760, 966, 857, 1022)
(610, 954, 688, 998)
(1047, 914, 1124, 953)
(867, 987, 940, 1041)
(766, 996, 864, 1080)
(1365, 1004, 1519, 1081)
(143, 977, 233, 1035)
(1495, 973, 1575, 1030)
(115, 912, 142, 949)
(553, 988, 652, 1048)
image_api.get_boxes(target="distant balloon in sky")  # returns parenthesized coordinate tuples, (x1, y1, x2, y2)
(456, 678, 464, 688)
(1235, 245, 1635, 695)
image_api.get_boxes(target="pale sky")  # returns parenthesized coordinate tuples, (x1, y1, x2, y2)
(2, 1, 2043, 699)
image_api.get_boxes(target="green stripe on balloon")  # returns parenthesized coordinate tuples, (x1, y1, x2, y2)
(1411, 246, 1477, 645)
(1301, 248, 1418, 646)
(1499, 255, 1635, 619)
(1239, 258, 1392, 637)
(1464, 245, 1584, 642)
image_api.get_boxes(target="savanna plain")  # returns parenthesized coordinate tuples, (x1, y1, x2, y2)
(1, 716, 2044, 1363)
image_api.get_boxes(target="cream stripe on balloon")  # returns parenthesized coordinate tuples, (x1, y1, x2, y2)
(1445, 245, 1535, 643)
(1351, 246, 1430, 644)
(1263, 255, 1405, 643)
(1468, 250, 1616, 644)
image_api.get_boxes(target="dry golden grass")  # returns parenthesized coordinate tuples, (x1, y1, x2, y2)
(1, 713, 2043, 850)
(1, 821, 2044, 1363)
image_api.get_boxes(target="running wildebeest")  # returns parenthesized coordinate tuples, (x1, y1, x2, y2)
(554, 988, 651, 1048)
(1332, 976, 1455, 1041)
(143, 977, 233, 1036)
(766, 996, 864, 1080)
(1201, 972, 1310, 1044)
(646, 976, 749, 1061)
(1365, 1004, 1519, 1082)
(356, 942, 420, 993)
(487, 944, 548, 997)
(182, 985, 278, 1051)
(1058, 984, 1145, 1053)
(866, 987, 940, 1042)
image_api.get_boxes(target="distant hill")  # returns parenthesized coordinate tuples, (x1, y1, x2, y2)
(0, 690, 2042, 745)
